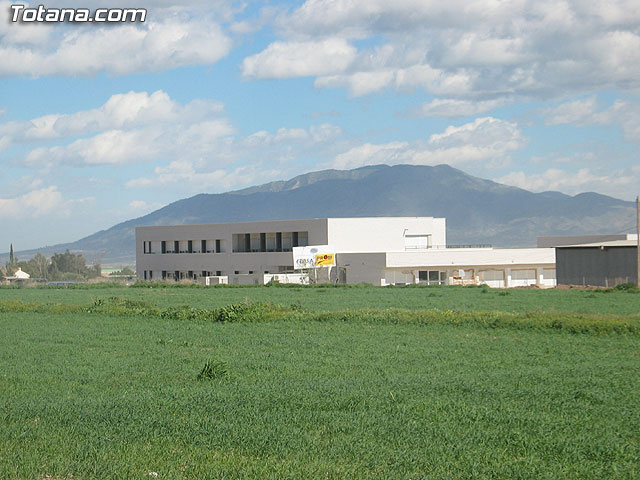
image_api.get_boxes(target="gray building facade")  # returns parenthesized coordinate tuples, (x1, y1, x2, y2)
(556, 242, 638, 287)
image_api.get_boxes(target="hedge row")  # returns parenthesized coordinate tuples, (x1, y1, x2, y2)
(1, 296, 639, 335)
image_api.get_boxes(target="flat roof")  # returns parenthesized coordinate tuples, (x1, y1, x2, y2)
(557, 239, 638, 248)
(135, 217, 442, 230)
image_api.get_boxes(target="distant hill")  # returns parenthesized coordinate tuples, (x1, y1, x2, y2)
(3, 164, 635, 265)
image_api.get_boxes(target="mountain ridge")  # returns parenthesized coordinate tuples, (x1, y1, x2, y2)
(3, 164, 635, 265)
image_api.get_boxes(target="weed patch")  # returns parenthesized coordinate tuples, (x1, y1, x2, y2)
(2, 297, 638, 335)
(197, 359, 229, 381)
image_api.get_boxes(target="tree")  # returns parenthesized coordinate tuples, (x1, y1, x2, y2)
(47, 250, 101, 281)
(87, 263, 102, 279)
(25, 253, 50, 279)
(49, 250, 87, 275)
(6, 243, 18, 274)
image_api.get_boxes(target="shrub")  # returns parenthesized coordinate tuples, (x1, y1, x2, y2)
(613, 283, 639, 293)
(197, 359, 229, 381)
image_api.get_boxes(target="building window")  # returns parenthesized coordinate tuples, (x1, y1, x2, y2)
(419, 270, 445, 285)
(282, 232, 292, 251)
(298, 231, 309, 247)
(266, 233, 276, 251)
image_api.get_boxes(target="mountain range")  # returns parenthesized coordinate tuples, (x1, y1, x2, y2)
(3, 164, 636, 266)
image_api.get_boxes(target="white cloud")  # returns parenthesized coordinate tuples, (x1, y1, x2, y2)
(332, 117, 523, 169)
(245, 0, 640, 98)
(0, 186, 92, 219)
(3, 91, 233, 167)
(125, 161, 283, 193)
(242, 38, 357, 79)
(496, 166, 640, 200)
(0, 4, 232, 77)
(542, 97, 598, 125)
(413, 98, 509, 118)
(126, 122, 346, 192)
(1, 90, 224, 143)
(128, 200, 165, 212)
(542, 97, 640, 144)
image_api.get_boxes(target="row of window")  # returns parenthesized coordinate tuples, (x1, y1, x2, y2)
(142, 267, 294, 281)
(418, 270, 447, 285)
(142, 231, 311, 255)
(143, 239, 223, 255)
(142, 270, 224, 281)
(231, 231, 309, 253)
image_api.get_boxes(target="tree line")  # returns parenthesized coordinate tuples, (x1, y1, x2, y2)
(2, 245, 101, 281)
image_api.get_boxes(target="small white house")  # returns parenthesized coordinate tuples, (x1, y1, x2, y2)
(13, 268, 30, 279)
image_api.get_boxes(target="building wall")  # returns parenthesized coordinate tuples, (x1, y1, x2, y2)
(556, 246, 638, 286)
(327, 217, 446, 252)
(336, 253, 387, 285)
(136, 217, 447, 281)
(136, 218, 554, 288)
(136, 219, 329, 280)
(340, 248, 556, 287)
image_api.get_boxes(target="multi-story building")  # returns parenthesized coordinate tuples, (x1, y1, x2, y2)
(136, 217, 556, 287)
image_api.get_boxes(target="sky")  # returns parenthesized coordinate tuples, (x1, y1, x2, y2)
(1, 0, 639, 251)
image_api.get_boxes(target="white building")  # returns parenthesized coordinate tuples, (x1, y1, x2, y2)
(136, 217, 556, 287)
(13, 268, 30, 279)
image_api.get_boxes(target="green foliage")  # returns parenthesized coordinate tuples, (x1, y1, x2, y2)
(3, 283, 640, 317)
(23, 253, 49, 279)
(613, 282, 639, 293)
(1, 309, 639, 479)
(5, 243, 18, 274)
(47, 250, 100, 281)
(197, 358, 229, 381)
(0, 296, 638, 335)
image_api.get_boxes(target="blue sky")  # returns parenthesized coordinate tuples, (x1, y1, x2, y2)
(1, 0, 639, 250)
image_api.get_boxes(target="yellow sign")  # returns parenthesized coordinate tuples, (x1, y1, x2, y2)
(315, 253, 335, 266)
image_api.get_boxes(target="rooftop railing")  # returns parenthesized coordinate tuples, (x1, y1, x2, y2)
(404, 244, 492, 250)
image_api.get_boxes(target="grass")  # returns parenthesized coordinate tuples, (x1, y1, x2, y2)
(1, 282, 639, 314)
(0, 285, 639, 478)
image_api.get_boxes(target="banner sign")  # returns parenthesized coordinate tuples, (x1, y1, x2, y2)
(315, 253, 335, 266)
(293, 246, 335, 269)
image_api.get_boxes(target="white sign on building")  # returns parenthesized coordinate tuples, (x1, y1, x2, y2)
(292, 245, 335, 270)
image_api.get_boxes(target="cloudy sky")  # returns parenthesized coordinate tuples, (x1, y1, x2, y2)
(1, 0, 639, 250)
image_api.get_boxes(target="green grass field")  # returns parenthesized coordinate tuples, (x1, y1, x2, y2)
(1, 284, 639, 479)
(1, 282, 639, 314)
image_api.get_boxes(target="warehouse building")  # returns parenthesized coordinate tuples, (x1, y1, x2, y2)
(553, 236, 638, 287)
(136, 217, 556, 287)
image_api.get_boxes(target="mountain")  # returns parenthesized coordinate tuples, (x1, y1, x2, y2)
(3, 164, 636, 265)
